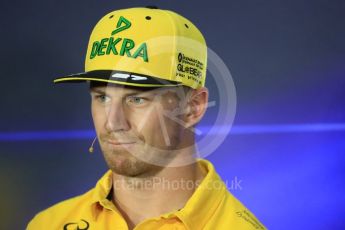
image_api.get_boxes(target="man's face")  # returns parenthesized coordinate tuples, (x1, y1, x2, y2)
(90, 83, 190, 177)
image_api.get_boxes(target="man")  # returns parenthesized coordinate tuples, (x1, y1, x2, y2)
(28, 6, 266, 230)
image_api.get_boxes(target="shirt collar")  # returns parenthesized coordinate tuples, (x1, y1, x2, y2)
(89, 159, 227, 228)
(89, 170, 114, 220)
(175, 159, 227, 229)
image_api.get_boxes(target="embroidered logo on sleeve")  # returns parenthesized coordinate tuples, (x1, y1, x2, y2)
(236, 210, 265, 229)
(63, 219, 90, 230)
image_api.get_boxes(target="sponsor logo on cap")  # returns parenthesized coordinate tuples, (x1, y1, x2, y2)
(90, 16, 149, 62)
(111, 16, 131, 35)
(111, 73, 148, 81)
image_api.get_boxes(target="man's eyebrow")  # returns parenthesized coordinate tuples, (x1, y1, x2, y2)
(89, 87, 157, 97)
(89, 88, 106, 94)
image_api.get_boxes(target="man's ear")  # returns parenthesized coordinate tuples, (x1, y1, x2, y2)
(184, 87, 209, 128)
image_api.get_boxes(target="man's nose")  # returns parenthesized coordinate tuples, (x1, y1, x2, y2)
(105, 101, 131, 132)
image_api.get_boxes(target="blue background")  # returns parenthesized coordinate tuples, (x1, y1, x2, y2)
(1, 0, 345, 229)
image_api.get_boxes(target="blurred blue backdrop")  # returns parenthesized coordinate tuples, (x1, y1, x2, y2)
(1, 0, 344, 229)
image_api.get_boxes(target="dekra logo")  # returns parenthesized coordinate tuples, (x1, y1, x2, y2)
(90, 16, 148, 62)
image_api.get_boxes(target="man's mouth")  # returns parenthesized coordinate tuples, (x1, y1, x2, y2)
(106, 139, 136, 146)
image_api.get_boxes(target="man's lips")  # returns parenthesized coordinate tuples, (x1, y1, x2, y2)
(106, 139, 136, 145)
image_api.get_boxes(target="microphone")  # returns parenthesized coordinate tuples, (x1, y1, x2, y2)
(89, 136, 97, 153)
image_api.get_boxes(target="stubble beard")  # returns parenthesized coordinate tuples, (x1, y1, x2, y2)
(99, 124, 185, 177)
(100, 141, 152, 177)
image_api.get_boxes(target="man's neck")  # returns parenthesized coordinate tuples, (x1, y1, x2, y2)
(111, 157, 205, 229)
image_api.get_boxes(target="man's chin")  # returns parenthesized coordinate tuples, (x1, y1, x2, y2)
(105, 154, 149, 177)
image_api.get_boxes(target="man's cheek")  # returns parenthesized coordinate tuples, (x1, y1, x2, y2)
(162, 98, 180, 111)
(132, 110, 156, 130)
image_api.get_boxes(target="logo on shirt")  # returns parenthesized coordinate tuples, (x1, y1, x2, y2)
(236, 210, 265, 229)
(63, 219, 89, 230)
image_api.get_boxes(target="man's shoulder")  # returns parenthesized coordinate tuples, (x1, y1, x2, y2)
(195, 159, 266, 229)
(216, 190, 266, 229)
(27, 188, 95, 229)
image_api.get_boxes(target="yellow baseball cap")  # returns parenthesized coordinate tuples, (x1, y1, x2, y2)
(53, 6, 207, 89)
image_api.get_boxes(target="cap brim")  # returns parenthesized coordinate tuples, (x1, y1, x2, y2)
(53, 70, 183, 87)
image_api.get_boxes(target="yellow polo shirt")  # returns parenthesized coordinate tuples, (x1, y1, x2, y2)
(27, 159, 266, 229)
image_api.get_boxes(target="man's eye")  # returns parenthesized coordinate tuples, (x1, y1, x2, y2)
(95, 94, 110, 103)
(126, 96, 147, 105)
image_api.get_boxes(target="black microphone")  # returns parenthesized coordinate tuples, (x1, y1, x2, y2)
(89, 137, 97, 153)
